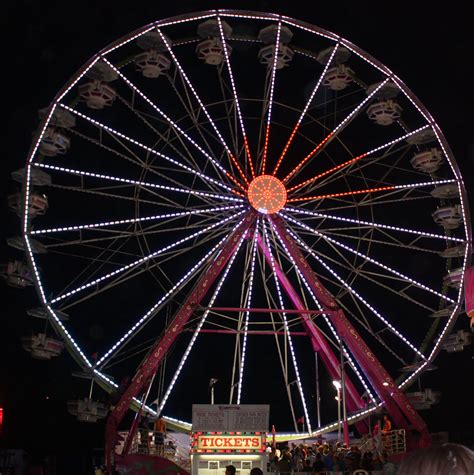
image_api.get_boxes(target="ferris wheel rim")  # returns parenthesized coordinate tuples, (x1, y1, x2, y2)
(20, 9, 471, 434)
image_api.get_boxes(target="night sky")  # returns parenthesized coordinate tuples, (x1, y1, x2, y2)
(1, 0, 473, 469)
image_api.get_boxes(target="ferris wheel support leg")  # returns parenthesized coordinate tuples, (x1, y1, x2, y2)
(256, 232, 368, 435)
(104, 212, 256, 473)
(270, 215, 431, 449)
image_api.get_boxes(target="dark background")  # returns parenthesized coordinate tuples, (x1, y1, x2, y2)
(1, 0, 473, 471)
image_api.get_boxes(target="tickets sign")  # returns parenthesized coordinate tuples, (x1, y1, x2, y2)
(196, 434, 264, 451)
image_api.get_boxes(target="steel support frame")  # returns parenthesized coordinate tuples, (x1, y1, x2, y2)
(271, 215, 430, 447)
(105, 213, 255, 471)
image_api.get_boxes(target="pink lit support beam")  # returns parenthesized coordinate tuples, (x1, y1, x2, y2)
(104, 212, 255, 471)
(270, 215, 431, 448)
(256, 234, 367, 418)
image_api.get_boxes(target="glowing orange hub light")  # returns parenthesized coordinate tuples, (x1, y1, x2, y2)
(248, 175, 287, 214)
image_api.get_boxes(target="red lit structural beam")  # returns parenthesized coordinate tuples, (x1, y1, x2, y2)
(199, 306, 332, 315)
(270, 215, 430, 448)
(186, 329, 308, 336)
(105, 212, 256, 470)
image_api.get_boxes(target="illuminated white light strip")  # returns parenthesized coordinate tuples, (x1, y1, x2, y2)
(102, 26, 156, 55)
(50, 211, 244, 305)
(287, 227, 427, 360)
(22, 97, 100, 372)
(297, 45, 339, 128)
(282, 213, 456, 304)
(339, 40, 392, 76)
(97, 224, 242, 366)
(263, 220, 312, 433)
(237, 223, 259, 404)
(270, 221, 377, 403)
(217, 16, 254, 176)
(273, 43, 338, 176)
(102, 13, 219, 56)
(399, 306, 463, 389)
(280, 18, 339, 41)
(219, 12, 279, 22)
(391, 76, 432, 125)
(365, 125, 429, 155)
(101, 58, 237, 184)
(285, 78, 390, 183)
(284, 207, 465, 243)
(31, 205, 243, 235)
(44, 304, 92, 367)
(333, 78, 390, 135)
(56, 57, 101, 105)
(261, 20, 282, 173)
(430, 126, 470, 306)
(93, 369, 159, 417)
(287, 124, 432, 192)
(34, 163, 243, 203)
(156, 28, 237, 167)
(26, 232, 93, 368)
(155, 13, 216, 29)
(391, 179, 456, 191)
(158, 228, 247, 415)
(58, 104, 234, 194)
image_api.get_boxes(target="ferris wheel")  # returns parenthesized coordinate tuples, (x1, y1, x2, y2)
(12, 9, 471, 463)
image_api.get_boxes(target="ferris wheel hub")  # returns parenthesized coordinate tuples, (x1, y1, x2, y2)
(247, 175, 287, 214)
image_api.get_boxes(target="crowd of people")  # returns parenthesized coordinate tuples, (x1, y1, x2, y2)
(266, 441, 474, 474)
(267, 441, 394, 474)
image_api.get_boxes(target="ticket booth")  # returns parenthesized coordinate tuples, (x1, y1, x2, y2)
(191, 405, 269, 475)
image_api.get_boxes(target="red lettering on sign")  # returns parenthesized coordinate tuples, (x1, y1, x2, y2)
(201, 438, 210, 447)
(252, 437, 259, 447)
(224, 438, 232, 447)
(215, 438, 223, 447)
(235, 439, 242, 447)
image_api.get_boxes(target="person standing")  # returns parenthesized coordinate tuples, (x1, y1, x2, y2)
(381, 415, 392, 434)
(153, 417, 167, 455)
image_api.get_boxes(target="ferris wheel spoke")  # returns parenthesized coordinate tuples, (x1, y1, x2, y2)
(291, 216, 457, 257)
(282, 213, 455, 305)
(156, 225, 247, 415)
(33, 162, 244, 205)
(300, 145, 413, 200)
(287, 178, 456, 204)
(58, 104, 237, 195)
(59, 224, 232, 313)
(283, 78, 391, 185)
(163, 74, 245, 192)
(52, 125, 227, 203)
(30, 205, 242, 236)
(312, 238, 438, 313)
(97, 223, 245, 369)
(101, 58, 242, 191)
(262, 220, 312, 432)
(156, 27, 250, 187)
(300, 227, 443, 257)
(287, 226, 428, 360)
(48, 210, 244, 305)
(256, 254, 299, 431)
(216, 16, 255, 179)
(236, 222, 259, 404)
(287, 125, 430, 193)
(259, 20, 282, 175)
(37, 216, 227, 249)
(115, 96, 225, 196)
(273, 43, 340, 176)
